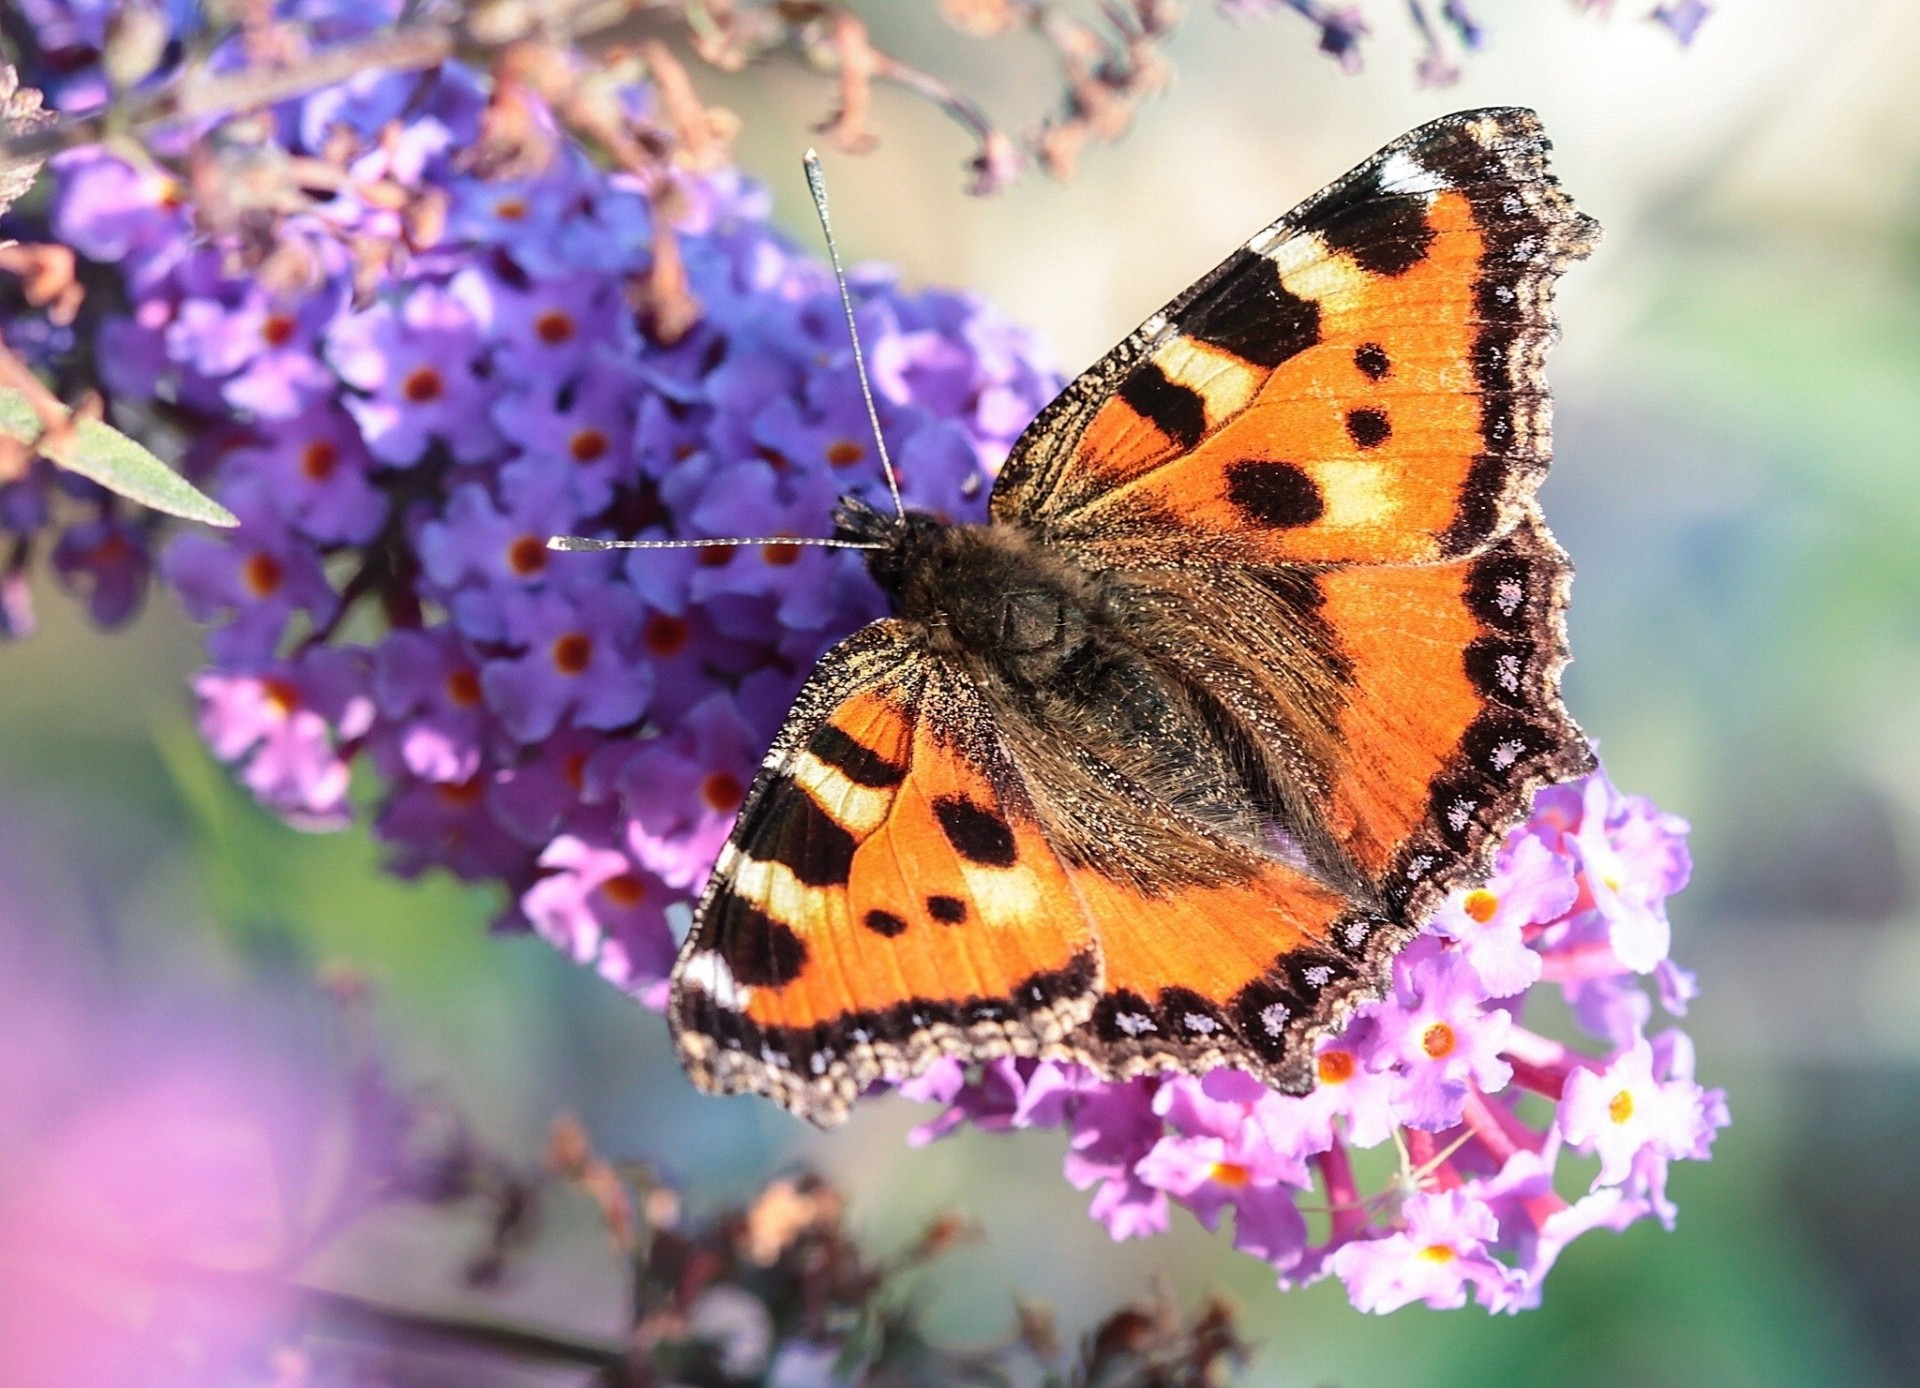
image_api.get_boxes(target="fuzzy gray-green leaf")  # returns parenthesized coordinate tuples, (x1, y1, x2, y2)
(0, 387, 237, 526)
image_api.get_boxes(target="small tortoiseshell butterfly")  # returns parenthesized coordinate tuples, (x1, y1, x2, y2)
(670, 108, 1597, 1126)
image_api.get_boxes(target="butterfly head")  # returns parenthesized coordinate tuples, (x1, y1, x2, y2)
(831, 493, 949, 603)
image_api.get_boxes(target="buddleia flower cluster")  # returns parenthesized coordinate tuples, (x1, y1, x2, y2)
(13, 0, 1724, 1313)
(902, 768, 1727, 1311)
(29, 3, 1055, 998)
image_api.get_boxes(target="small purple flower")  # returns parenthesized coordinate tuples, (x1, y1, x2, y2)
(521, 835, 677, 1003)
(52, 515, 150, 627)
(1562, 768, 1691, 972)
(377, 770, 531, 882)
(1327, 1189, 1518, 1313)
(166, 283, 340, 419)
(1371, 949, 1512, 1129)
(164, 483, 339, 664)
(419, 460, 600, 639)
(492, 353, 642, 514)
(1559, 1032, 1724, 1189)
(370, 628, 489, 784)
(453, 266, 618, 390)
(1062, 1080, 1170, 1241)
(195, 652, 372, 830)
(1140, 1078, 1311, 1267)
(327, 284, 501, 466)
(1431, 832, 1576, 996)
(608, 692, 758, 891)
(225, 402, 386, 545)
(479, 583, 651, 743)
(1652, 0, 1711, 45)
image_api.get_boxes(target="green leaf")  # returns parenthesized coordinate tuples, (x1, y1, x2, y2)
(0, 388, 239, 527)
(0, 386, 237, 526)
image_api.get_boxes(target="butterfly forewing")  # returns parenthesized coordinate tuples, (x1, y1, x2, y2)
(991, 107, 1597, 568)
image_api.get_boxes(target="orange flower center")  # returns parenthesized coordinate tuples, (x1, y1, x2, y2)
(1463, 889, 1499, 924)
(562, 751, 588, 793)
(445, 667, 483, 708)
(534, 309, 576, 345)
(826, 438, 865, 467)
(300, 439, 339, 481)
(261, 677, 301, 717)
(243, 551, 284, 598)
(1209, 1162, 1252, 1188)
(494, 196, 529, 221)
(260, 313, 296, 347)
(696, 546, 734, 569)
(1608, 1089, 1635, 1125)
(551, 632, 593, 675)
(1419, 1244, 1457, 1264)
(644, 614, 690, 657)
(438, 777, 484, 807)
(1422, 1023, 1457, 1059)
(760, 541, 802, 567)
(1317, 1050, 1356, 1084)
(569, 428, 609, 463)
(599, 873, 646, 909)
(506, 535, 548, 577)
(402, 366, 445, 403)
(702, 771, 745, 813)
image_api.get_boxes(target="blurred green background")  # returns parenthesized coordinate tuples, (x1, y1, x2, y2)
(6, 0, 1920, 1382)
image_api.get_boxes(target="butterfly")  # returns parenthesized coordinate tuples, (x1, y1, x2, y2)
(668, 107, 1597, 1127)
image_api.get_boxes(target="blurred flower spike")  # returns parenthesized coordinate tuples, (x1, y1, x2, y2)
(903, 769, 1728, 1312)
(6, 0, 1721, 1316)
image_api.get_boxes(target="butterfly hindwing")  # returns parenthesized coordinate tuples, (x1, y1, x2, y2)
(992, 107, 1597, 568)
(670, 620, 1099, 1124)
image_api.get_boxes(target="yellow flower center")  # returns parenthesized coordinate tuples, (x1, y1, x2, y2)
(1422, 1023, 1456, 1059)
(1210, 1162, 1252, 1188)
(1463, 889, 1499, 923)
(1419, 1244, 1457, 1264)
(1608, 1089, 1635, 1125)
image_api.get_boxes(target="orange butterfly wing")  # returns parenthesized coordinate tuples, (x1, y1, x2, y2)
(994, 107, 1595, 568)
(670, 621, 1099, 1122)
(982, 107, 1595, 1072)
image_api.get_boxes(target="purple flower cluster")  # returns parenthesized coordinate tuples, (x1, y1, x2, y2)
(900, 769, 1727, 1313)
(40, 26, 1054, 998)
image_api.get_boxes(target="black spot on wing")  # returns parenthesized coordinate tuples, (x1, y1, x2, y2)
(931, 795, 1018, 868)
(1224, 459, 1324, 529)
(713, 894, 809, 987)
(926, 894, 967, 924)
(807, 724, 906, 788)
(1354, 342, 1391, 380)
(1117, 363, 1207, 451)
(1316, 172, 1436, 278)
(863, 908, 908, 938)
(1175, 248, 1321, 370)
(1346, 407, 1391, 450)
(754, 781, 858, 886)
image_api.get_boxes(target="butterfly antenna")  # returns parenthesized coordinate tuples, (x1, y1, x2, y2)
(548, 535, 883, 552)
(804, 148, 905, 524)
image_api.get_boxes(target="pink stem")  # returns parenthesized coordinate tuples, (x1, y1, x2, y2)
(1537, 941, 1628, 982)
(1314, 1140, 1370, 1244)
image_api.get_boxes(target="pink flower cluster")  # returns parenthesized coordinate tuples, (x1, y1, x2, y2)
(899, 767, 1728, 1312)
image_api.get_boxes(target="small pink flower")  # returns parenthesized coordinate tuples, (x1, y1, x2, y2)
(1327, 1189, 1519, 1313)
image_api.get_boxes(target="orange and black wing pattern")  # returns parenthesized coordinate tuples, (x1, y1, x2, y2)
(985, 108, 1595, 1084)
(669, 621, 1099, 1122)
(992, 107, 1596, 570)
